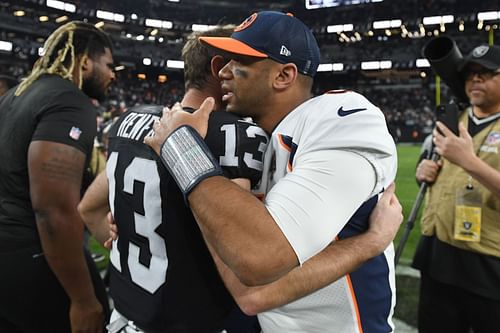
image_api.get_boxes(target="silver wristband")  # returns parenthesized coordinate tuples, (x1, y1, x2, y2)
(160, 125, 222, 196)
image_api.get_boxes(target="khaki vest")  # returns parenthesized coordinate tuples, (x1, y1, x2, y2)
(421, 110, 500, 257)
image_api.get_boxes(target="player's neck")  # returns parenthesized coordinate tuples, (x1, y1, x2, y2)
(182, 87, 221, 111)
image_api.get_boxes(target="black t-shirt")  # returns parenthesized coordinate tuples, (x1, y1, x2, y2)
(0, 75, 96, 246)
(413, 113, 500, 300)
(106, 105, 268, 332)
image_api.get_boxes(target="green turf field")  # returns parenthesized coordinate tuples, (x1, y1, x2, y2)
(394, 143, 425, 264)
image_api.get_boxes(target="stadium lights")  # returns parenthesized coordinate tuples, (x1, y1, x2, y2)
(459, 21, 465, 31)
(422, 15, 454, 25)
(13, 10, 25, 17)
(96, 10, 125, 23)
(477, 11, 500, 21)
(145, 19, 173, 29)
(372, 19, 402, 29)
(166, 60, 184, 69)
(317, 63, 345, 72)
(192, 24, 218, 32)
(143, 58, 152, 66)
(131, 13, 138, 20)
(306, 0, 383, 10)
(46, 0, 76, 13)
(158, 75, 168, 83)
(317, 64, 333, 72)
(333, 63, 344, 71)
(361, 60, 391, 70)
(136, 35, 144, 41)
(114, 65, 125, 71)
(95, 21, 104, 29)
(327, 24, 353, 33)
(39, 15, 49, 22)
(0, 41, 13, 52)
(380, 60, 392, 69)
(55, 15, 68, 23)
(416, 59, 430, 68)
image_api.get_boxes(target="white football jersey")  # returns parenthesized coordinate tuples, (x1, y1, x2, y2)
(257, 91, 397, 333)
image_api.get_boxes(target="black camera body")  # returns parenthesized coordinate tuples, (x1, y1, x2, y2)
(423, 36, 468, 104)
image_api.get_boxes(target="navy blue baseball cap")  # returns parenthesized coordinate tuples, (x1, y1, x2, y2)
(199, 11, 320, 77)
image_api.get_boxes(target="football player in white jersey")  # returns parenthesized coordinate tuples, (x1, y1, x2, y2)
(145, 11, 401, 333)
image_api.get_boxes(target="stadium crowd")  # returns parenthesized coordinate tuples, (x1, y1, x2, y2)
(0, 62, 442, 144)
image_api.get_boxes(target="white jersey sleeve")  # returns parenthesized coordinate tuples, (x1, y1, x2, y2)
(265, 149, 376, 264)
(261, 91, 397, 265)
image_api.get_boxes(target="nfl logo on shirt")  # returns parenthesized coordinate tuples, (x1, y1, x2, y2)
(69, 126, 82, 140)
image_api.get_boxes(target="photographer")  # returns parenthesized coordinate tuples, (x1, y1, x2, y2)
(412, 44, 500, 333)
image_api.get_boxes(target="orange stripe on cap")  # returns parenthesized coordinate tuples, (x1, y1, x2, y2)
(199, 36, 268, 58)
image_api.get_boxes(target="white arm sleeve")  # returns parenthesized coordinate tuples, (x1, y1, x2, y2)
(264, 149, 376, 265)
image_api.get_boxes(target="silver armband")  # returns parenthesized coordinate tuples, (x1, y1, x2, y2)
(160, 125, 222, 196)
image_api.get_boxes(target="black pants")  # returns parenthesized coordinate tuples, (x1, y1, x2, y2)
(0, 245, 109, 333)
(418, 273, 500, 333)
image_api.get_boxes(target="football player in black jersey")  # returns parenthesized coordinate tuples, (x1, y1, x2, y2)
(79, 27, 267, 332)
(0, 22, 114, 332)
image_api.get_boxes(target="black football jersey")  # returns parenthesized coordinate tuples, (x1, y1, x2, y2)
(106, 105, 268, 332)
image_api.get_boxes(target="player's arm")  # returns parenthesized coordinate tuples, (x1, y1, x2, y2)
(79, 170, 112, 245)
(146, 99, 394, 286)
(29, 140, 104, 332)
(434, 121, 500, 197)
(207, 183, 402, 314)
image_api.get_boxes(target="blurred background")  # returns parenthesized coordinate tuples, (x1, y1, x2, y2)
(2, 1, 499, 330)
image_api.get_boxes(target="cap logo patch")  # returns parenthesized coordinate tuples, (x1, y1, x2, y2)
(472, 45, 489, 58)
(280, 45, 291, 57)
(235, 13, 258, 32)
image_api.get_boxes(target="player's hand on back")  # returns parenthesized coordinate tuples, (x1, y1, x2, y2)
(145, 97, 215, 155)
(367, 183, 403, 253)
(104, 212, 116, 249)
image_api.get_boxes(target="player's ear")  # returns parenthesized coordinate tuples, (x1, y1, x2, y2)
(80, 54, 92, 76)
(273, 63, 297, 90)
(211, 55, 226, 79)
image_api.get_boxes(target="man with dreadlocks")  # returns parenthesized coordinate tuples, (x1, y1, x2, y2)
(0, 21, 115, 332)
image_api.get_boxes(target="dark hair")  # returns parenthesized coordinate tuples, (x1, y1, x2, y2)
(182, 25, 234, 90)
(16, 21, 112, 96)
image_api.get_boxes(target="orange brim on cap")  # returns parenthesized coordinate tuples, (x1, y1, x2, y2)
(199, 36, 268, 58)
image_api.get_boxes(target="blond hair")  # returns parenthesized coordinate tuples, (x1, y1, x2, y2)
(182, 25, 235, 90)
(16, 21, 112, 96)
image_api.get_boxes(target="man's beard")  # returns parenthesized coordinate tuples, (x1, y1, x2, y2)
(82, 73, 106, 102)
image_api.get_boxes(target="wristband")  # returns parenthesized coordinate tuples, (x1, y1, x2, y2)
(159, 125, 223, 197)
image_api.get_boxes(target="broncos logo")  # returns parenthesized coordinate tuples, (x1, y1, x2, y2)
(235, 13, 258, 32)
